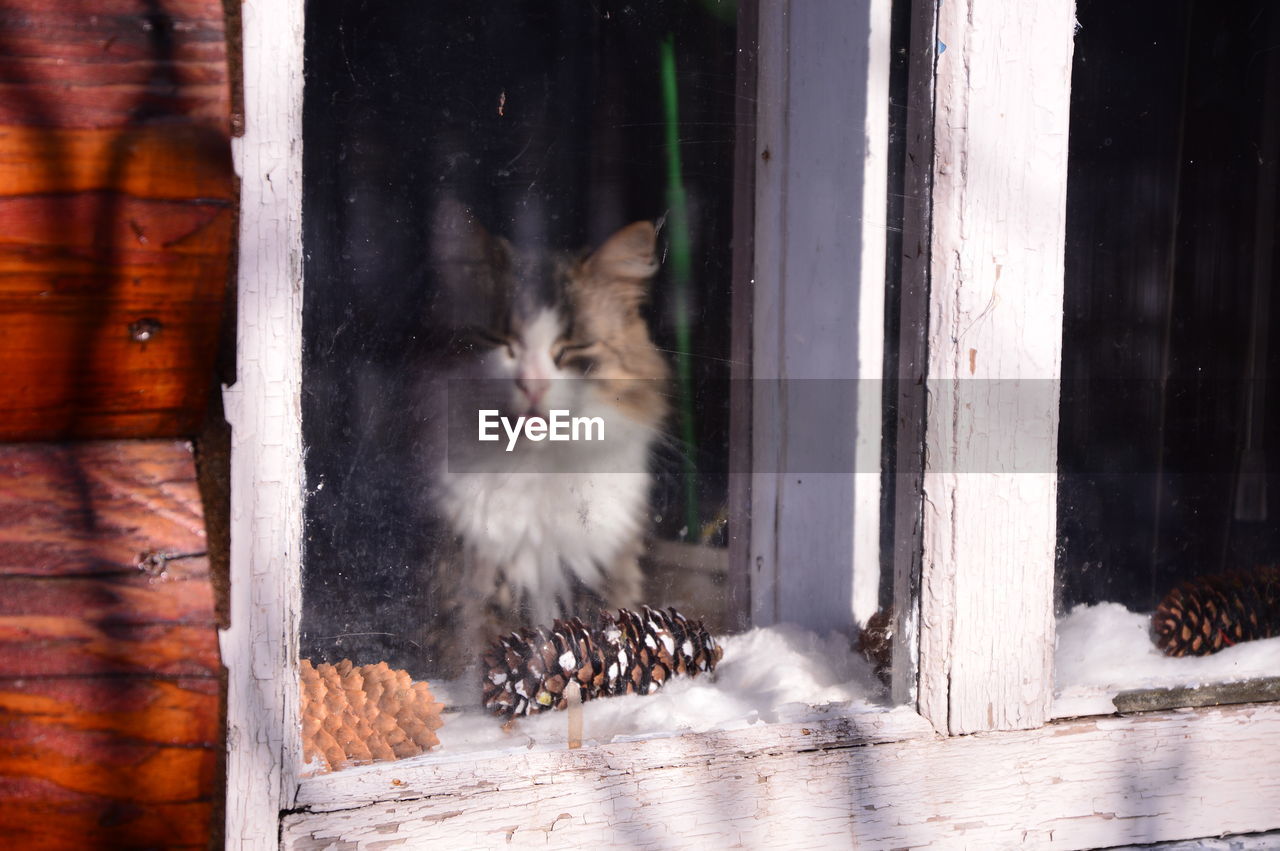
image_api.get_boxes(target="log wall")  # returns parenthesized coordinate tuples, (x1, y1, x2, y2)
(0, 1, 233, 847)
(0, 441, 221, 848)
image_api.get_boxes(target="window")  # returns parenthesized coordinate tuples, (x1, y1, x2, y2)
(223, 0, 1280, 846)
(293, 0, 901, 769)
(1055, 0, 1280, 714)
(299, 0, 745, 678)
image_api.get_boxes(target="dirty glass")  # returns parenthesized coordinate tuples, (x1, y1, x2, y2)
(297, 0, 903, 771)
(1057, 0, 1280, 700)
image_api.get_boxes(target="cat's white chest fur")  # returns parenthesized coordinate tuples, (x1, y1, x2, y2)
(436, 433, 653, 622)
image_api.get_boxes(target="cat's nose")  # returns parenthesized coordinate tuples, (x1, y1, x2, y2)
(515, 377, 550, 407)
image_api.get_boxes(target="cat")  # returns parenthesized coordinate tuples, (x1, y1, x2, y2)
(417, 201, 670, 677)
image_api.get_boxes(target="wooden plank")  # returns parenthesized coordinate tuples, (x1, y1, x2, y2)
(0, 441, 208, 576)
(0, 0, 233, 441)
(296, 706, 936, 813)
(0, 573, 214, 620)
(0, 194, 232, 254)
(0, 440, 220, 849)
(0, 1, 229, 130)
(0, 568, 218, 677)
(0, 680, 218, 809)
(917, 0, 1074, 734)
(284, 703, 1280, 849)
(0, 619, 219, 677)
(0, 676, 219, 743)
(725, 0, 758, 635)
(0, 125, 234, 198)
(748, 0, 889, 634)
(0, 85, 228, 129)
(0, 197, 231, 440)
(0, 779, 215, 851)
(221, 0, 306, 845)
(884, 0, 938, 708)
(0, 5, 228, 136)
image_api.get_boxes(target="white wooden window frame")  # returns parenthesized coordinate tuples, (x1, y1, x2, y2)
(222, 0, 1280, 847)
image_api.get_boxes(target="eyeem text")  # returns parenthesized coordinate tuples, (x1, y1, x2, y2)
(478, 409, 605, 451)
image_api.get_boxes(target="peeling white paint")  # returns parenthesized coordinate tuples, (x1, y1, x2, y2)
(221, 0, 306, 846)
(919, 0, 1075, 735)
(284, 704, 1280, 849)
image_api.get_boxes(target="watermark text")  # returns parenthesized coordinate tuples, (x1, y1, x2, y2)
(478, 409, 605, 451)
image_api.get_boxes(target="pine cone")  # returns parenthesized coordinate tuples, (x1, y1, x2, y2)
(482, 606, 723, 719)
(299, 659, 445, 772)
(856, 609, 894, 684)
(1152, 566, 1280, 657)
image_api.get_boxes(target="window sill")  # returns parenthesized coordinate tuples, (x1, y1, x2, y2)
(284, 702, 1280, 848)
(293, 703, 933, 814)
(1055, 677, 1280, 719)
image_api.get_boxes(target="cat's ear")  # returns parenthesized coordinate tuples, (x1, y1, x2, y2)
(427, 198, 510, 328)
(429, 198, 502, 266)
(584, 221, 659, 290)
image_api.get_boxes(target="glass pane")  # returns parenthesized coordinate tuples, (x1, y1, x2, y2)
(297, 1, 902, 772)
(1057, 0, 1280, 701)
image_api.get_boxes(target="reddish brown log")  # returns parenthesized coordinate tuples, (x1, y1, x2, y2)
(0, 440, 220, 849)
(0, 125, 234, 198)
(0, 0, 233, 441)
(0, 194, 232, 255)
(0, 777, 215, 850)
(0, 5, 228, 133)
(0, 188, 232, 439)
(0, 440, 208, 576)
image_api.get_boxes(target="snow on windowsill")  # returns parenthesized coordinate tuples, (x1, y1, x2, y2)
(409, 623, 886, 764)
(1053, 602, 1280, 718)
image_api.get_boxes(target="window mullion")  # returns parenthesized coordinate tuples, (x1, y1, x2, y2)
(223, 0, 307, 843)
(749, 0, 892, 635)
(917, 0, 1076, 735)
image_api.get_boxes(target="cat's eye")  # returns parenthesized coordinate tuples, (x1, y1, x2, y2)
(552, 340, 598, 370)
(465, 328, 516, 357)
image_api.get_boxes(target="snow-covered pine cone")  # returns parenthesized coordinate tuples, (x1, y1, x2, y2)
(1152, 565, 1280, 657)
(481, 606, 723, 719)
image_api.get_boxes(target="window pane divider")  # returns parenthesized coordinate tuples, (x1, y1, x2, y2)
(221, 0, 307, 844)
(748, 0, 890, 634)
(915, 0, 1076, 735)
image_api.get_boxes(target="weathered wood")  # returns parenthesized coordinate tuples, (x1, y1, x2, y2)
(0, 197, 232, 438)
(0, 440, 220, 849)
(0, 440, 208, 576)
(285, 703, 1280, 849)
(0, 779, 215, 851)
(0, 4, 227, 132)
(1113, 677, 1280, 714)
(0, 193, 232, 254)
(0, 676, 219, 743)
(918, 0, 1074, 734)
(0, 617, 219, 678)
(0, 125, 233, 197)
(0, 0, 234, 441)
(725, 0, 757, 635)
(748, 0, 888, 635)
(297, 706, 936, 814)
(221, 0, 306, 845)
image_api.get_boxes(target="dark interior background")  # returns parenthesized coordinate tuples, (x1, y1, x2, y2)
(299, 1, 741, 671)
(1059, 0, 1280, 611)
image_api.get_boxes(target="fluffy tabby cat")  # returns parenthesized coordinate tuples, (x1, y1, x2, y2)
(418, 202, 669, 676)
